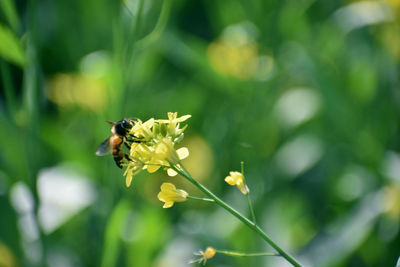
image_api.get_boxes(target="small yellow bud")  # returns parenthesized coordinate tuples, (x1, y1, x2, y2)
(203, 247, 216, 259)
(225, 171, 249, 195)
(190, 247, 216, 265)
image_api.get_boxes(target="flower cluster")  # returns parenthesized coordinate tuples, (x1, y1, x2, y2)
(123, 112, 191, 187)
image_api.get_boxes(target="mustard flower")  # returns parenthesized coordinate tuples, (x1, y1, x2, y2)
(122, 112, 191, 186)
(225, 171, 249, 195)
(157, 112, 191, 141)
(146, 137, 189, 174)
(157, 183, 188, 208)
(189, 247, 216, 265)
(129, 118, 155, 141)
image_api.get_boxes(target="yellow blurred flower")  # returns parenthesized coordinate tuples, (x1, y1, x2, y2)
(225, 171, 249, 195)
(207, 22, 275, 81)
(190, 247, 216, 265)
(0, 242, 17, 267)
(384, 183, 400, 219)
(46, 73, 107, 112)
(157, 183, 188, 208)
(385, 0, 400, 9)
(208, 40, 258, 80)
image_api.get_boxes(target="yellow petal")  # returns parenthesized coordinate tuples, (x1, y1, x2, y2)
(229, 171, 243, 179)
(238, 184, 250, 195)
(163, 201, 174, 208)
(176, 147, 189, 160)
(225, 176, 236, 185)
(161, 182, 176, 191)
(175, 189, 189, 201)
(168, 112, 177, 120)
(126, 173, 133, 187)
(147, 165, 161, 173)
(167, 168, 178, 176)
(175, 114, 191, 122)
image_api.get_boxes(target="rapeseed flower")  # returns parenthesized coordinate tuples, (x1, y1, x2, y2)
(225, 171, 249, 195)
(123, 113, 191, 187)
(157, 183, 188, 208)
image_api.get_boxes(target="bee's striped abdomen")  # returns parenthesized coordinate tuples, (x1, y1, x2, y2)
(110, 135, 124, 168)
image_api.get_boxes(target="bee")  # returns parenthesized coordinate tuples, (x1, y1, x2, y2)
(96, 118, 139, 168)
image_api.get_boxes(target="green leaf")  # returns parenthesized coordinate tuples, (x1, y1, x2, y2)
(396, 256, 400, 267)
(0, 23, 25, 67)
(0, 0, 20, 31)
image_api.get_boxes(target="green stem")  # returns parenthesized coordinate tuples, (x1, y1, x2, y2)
(187, 195, 215, 202)
(246, 193, 256, 223)
(171, 163, 302, 267)
(241, 161, 256, 223)
(215, 250, 279, 257)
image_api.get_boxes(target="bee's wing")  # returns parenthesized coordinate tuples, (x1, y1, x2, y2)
(96, 137, 111, 156)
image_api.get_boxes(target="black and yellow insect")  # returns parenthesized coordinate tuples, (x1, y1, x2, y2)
(96, 119, 138, 168)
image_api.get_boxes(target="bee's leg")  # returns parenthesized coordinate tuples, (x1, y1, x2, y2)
(114, 156, 123, 169)
(124, 153, 131, 161)
(128, 134, 143, 143)
(124, 142, 131, 150)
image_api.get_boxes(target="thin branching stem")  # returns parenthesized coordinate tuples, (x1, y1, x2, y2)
(215, 250, 279, 257)
(170, 163, 303, 267)
(187, 195, 215, 202)
(241, 161, 257, 223)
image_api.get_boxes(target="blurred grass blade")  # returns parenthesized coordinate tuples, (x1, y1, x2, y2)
(101, 199, 131, 267)
(0, 61, 17, 116)
(301, 191, 384, 266)
(396, 256, 400, 267)
(0, 23, 25, 67)
(136, 0, 172, 49)
(0, 0, 20, 31)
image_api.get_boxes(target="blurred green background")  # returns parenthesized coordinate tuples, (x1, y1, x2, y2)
(0, 0, 400, 266)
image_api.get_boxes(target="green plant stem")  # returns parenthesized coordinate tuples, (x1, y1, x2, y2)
(187, 195, 215, 202)
(241, 161, 256, 223)
(215, 250, 279, 257)
(246, 193, 256, 223)
(171, 163, 303, 267)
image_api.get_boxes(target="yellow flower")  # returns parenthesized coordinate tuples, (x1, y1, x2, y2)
(147, 138, 189, 175)
(124, 163, 143, 187)
(157, 183, 188, 208)
(122, 112, 191, 183)
(130, 118, 155, 140)
(190, 247, 216, 265)
(157, 112, 191, 139)
(225, 171, 249, 195)
(158, 112, 192, 124)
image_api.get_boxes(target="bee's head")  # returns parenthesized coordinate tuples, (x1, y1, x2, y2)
(121, 119, 132, 129)
(112, 119, 134, 136)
